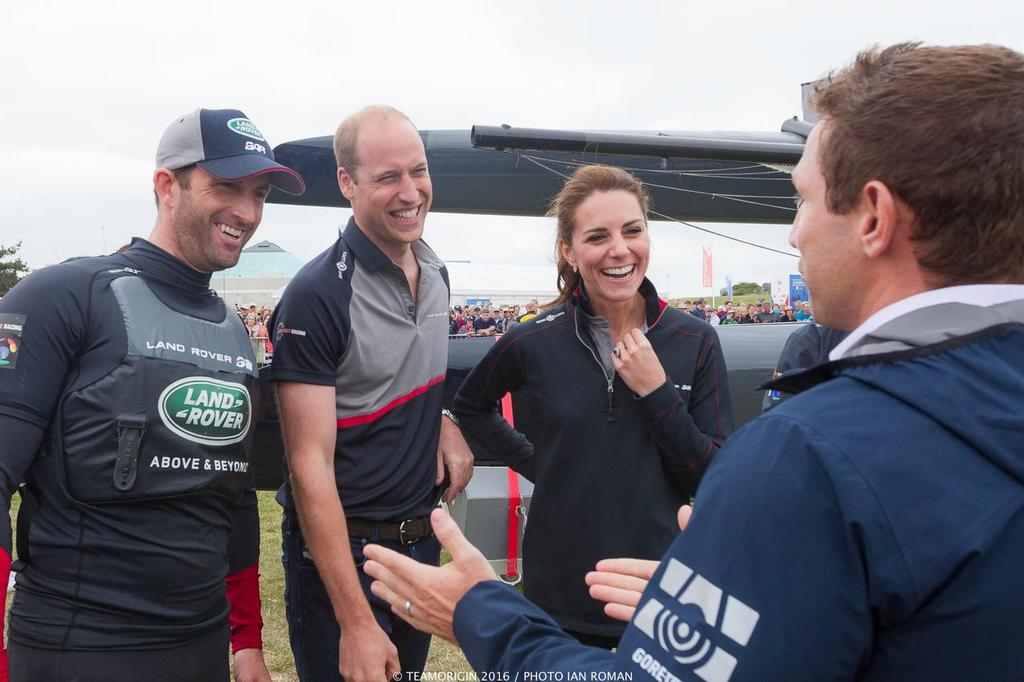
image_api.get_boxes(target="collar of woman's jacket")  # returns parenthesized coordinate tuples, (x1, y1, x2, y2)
(569, 276, 666, 328)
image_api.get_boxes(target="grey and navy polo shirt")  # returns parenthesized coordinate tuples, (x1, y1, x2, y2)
(269, 218, 450, 520)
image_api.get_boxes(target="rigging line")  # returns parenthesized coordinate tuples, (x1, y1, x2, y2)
(513, 152, 793, 180)
(520, 159, 792, 182)
(597, 166, 792, 181)
(667, 172, 792, 180)
(640, 163, 774, 174)
(518, 153, 573, 181)
(639, 179, 799, 201)
(504, 149, 773, 173)
(516, 155, 799, 202)
(647, 168, 791, 178)
(518, 154, 799, 259)
(710, 195, 799, 212)
(518, 154, 798, 204)
(649, 209, 799, 258)
(665, 171, 790, 179)
(538, 156, 782, 176)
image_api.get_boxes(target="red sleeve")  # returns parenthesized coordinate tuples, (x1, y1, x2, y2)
(0, 548, 10, 681)
(0, 415, 46, 682)
(224, 562, 263, 653)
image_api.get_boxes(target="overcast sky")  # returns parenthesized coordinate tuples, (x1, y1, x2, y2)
(3, 0, 1022, 297)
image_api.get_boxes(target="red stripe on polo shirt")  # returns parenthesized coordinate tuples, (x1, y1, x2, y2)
(337, 374, 446, 428)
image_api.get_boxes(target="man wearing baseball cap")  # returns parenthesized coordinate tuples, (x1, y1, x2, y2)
(0, 108, 302, 681)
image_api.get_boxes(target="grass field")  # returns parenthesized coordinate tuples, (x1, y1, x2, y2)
(6, 493, 473, 681)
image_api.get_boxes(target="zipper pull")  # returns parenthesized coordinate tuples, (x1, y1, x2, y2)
(606, 381, 615, 422)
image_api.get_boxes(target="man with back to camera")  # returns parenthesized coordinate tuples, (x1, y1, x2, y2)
(517, 299, 539, 323)
(761, 321, 848, 412)
(360, 43, 1024, 681)
(0, 108, 305, 682)
(268, 105, 474, 682)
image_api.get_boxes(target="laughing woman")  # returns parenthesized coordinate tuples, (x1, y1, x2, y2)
(452, 165, 733, 648)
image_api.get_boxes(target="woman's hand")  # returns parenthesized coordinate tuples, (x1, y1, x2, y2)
(585, 558, 660, 622)
(612, 328, 668, 397)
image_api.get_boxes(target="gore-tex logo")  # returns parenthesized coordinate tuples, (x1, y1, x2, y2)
(631, 558, 759, 682)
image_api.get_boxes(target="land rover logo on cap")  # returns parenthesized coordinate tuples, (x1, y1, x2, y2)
(226, 117, 266, 142)
(158, 377, 252, 446)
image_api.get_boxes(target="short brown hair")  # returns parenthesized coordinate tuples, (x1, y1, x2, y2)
(333, 105, 416, 180)
(546, 165, 650, 308)
(812, 43, 1024, 283)
(153, 166, 194, 208)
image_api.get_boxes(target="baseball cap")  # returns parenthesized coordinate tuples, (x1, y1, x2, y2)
(156, 108, 305, 195)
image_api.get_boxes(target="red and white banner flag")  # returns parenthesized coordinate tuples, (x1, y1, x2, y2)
(701, 246, 713, 288)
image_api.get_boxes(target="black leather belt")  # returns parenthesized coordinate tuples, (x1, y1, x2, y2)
(346, 516, 432, 545)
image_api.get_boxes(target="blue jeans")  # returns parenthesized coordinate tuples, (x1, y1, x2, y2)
(282, 511, 441, 682)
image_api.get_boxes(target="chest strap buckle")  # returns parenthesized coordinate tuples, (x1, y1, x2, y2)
(114, 417, 147, 492)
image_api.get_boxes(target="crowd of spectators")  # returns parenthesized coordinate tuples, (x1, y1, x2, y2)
(235, 303, 274, 365)
(235, 295, 810, 350)
(449, 298, 813, 336)
(230, 295, 811, 351)
(681, 298, 813, 326)
(228, 292, 811, 350)
(449, 299, 541, 337)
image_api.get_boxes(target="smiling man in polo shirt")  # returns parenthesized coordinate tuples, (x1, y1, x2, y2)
(269, 105, 473, 682)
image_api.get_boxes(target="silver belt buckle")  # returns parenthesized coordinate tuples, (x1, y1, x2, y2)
(398, 518, 416, 545)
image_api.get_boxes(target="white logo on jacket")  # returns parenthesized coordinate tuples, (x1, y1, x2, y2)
(631, 558, 759, 682)
(337, 251, 349, 280)
(536, 311, 565, 324)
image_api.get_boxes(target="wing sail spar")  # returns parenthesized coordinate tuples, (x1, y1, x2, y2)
(268, 123, 807, 223)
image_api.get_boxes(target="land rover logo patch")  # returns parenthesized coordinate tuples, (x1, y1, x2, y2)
(226, 117, 266, 141)
(158, 377, 251, 446)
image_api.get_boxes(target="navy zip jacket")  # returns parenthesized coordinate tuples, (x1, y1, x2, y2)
(452, 299, 1024, 681)
(453, 280, 732, 637)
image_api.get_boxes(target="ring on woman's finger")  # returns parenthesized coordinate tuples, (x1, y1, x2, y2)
(404, 599, 413, 617)
(613, 347, 622, 358)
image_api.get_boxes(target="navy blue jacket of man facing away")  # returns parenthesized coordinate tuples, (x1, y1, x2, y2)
(452, 299, 1024, 682)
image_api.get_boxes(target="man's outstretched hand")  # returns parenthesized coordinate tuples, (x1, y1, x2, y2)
(364, 508, 498, 642)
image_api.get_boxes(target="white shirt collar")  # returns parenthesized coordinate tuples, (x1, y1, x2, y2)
(829, 284, 1024, 361)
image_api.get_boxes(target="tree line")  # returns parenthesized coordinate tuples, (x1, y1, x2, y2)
(721, 281, 771, 297)
(1, 242, 30, 296)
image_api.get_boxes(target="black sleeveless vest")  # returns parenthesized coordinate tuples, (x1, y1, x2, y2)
(52, 271, 260, 504)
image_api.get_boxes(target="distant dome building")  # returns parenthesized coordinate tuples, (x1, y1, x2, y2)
(210, 240, 306, 308)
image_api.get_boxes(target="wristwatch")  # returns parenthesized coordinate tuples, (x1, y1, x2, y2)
(441, 409, 460, 426)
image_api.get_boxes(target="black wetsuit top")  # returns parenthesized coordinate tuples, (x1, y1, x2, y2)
(0, 239, 259, 650)
(762, 323, 848, 412)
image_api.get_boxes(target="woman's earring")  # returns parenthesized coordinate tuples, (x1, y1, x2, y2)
(572, 265, 578, 273)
